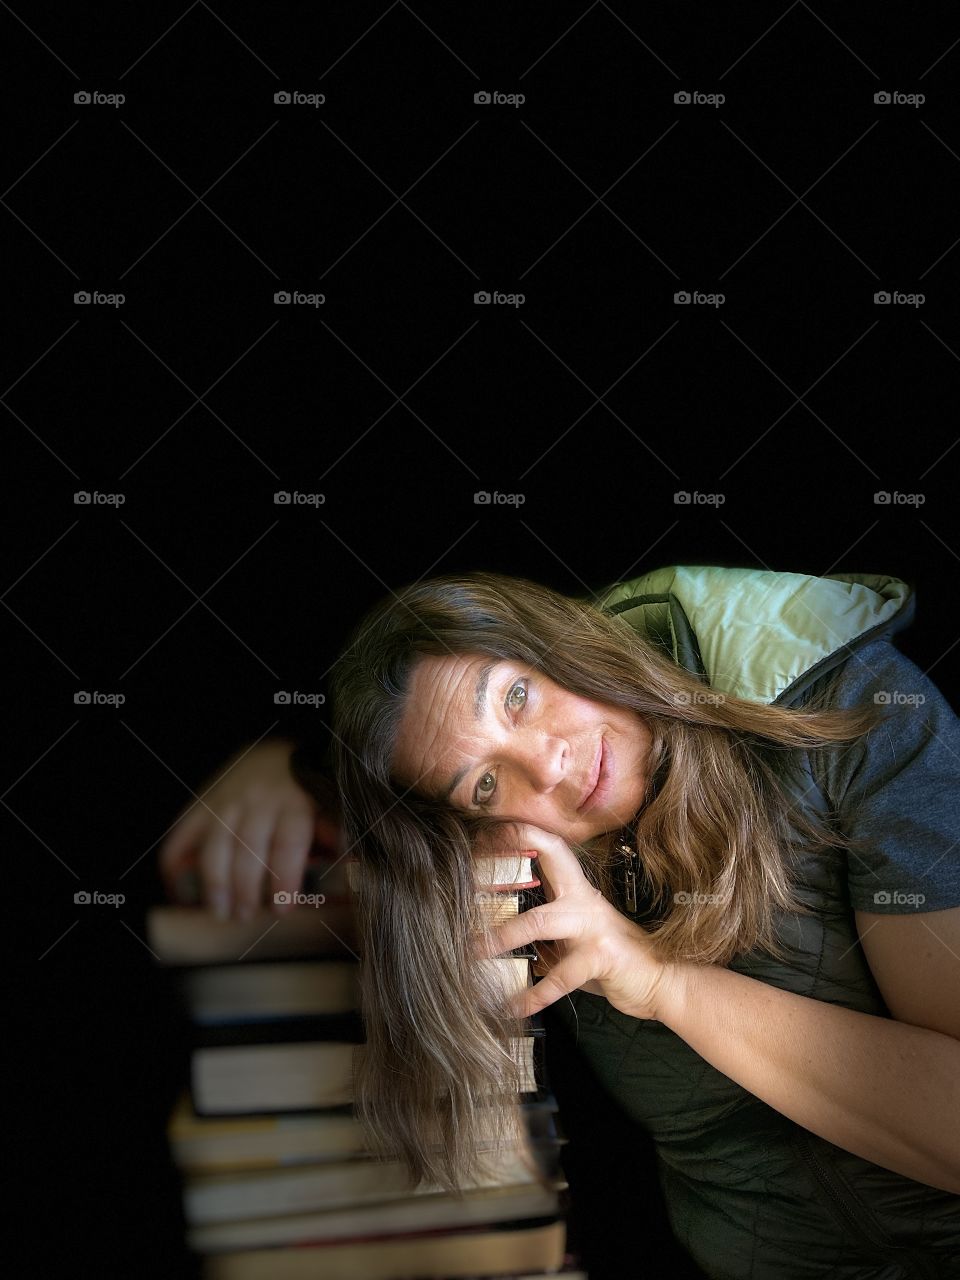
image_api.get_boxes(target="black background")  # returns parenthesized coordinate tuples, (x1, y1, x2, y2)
(8, 4, 958, 1275)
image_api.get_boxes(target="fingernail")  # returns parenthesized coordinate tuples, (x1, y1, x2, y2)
(210, 891, 229, 920)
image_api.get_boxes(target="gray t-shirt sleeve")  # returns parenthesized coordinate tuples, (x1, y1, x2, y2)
(807, 637, 960, 914)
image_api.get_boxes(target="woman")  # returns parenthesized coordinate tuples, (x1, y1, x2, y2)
(160, 563, 960, 1279)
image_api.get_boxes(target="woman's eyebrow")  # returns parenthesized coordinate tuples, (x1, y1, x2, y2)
(438, 659, 500, 804)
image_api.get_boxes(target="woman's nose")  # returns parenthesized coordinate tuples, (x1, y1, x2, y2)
(517, 739, 566, 792)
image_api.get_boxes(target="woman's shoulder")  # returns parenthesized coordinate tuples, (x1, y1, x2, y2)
(801, 637, 960, 914)
(798, 635, 950, 714)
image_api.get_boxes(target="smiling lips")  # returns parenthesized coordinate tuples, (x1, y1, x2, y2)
(577, 738, 604, 812)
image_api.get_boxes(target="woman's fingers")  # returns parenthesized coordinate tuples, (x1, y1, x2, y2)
(197, 809, 240, 919)
(269, 808, 316, 913)
(490, 822, 587, 900)
(477, 901, 586, 958)
(231, 810, 280, 920)
(513, 947, 597, 1017)
(518, 826, 587, 897)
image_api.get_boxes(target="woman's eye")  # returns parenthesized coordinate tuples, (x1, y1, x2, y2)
(475, 772, 496, 802)
(506, 680, 527, 713)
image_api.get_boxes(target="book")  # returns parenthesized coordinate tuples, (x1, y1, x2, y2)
(183, 954, 531, 1025)
(189, 1183, 565, 1253)
(182, 960, 360, 1024)
(168, 1089, 563, 1174)
(184, 1142, 548, 1225)
(346, 853, 540, 894)
(199, 1215, 567, 1278)
(146, 904, 359, 966)
(191, 1031, 542, 1116)
(168, 1092, 369, 1171)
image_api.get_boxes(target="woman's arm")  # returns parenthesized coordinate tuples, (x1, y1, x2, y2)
(489, 826, 960, 1197)
(655, 953, 960, 1196)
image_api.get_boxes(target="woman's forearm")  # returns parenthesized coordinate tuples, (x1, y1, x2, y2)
(656, 961, 960, 1195)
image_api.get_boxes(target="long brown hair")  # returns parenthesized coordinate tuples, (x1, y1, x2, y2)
(330, 570, 886, 1193)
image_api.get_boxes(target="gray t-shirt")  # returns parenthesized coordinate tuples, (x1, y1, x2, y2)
(802, 636, 960, 914)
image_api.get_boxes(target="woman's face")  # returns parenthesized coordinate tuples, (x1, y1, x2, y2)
(391, 652, 653, 842)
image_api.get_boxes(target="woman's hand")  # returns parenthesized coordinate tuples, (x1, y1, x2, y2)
(158, 739, 337, 920)
(476, 822, 681, 1022)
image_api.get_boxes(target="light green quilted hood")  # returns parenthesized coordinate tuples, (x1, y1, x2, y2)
(590, 564, 915, 706)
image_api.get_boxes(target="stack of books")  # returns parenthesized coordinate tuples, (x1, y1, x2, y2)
(148, 843, 584, 1278)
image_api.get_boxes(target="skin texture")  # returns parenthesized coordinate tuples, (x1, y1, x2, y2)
(391, 652, 653, 843)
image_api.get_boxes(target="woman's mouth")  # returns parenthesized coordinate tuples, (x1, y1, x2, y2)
(578, 737, 613, 814)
